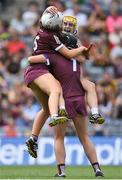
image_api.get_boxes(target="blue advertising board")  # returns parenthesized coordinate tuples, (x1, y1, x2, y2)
(0, 137, 122, 165)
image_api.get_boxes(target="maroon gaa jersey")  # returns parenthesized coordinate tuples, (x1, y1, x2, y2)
(24, 29, 64, 85)
(32, 29, 64, 56)
(31, 28, 85, 98)
(47, 53, 85, 98)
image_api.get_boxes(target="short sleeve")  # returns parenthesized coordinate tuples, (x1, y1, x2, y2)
(50, 34, 64, 51)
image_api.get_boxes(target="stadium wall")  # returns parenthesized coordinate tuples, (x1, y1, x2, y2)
(0, 137, 122, 166)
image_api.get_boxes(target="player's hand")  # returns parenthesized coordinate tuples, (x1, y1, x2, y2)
(46, 6, 58, 14)
(82, 43, 94, 59)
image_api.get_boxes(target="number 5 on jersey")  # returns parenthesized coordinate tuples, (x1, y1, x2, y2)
(33, 35, 39, 51)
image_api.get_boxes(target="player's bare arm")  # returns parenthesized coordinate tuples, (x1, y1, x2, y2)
(28, 43, 93, 64)
(46, 6, 58, 14)
(27, 44, 92, 64)
(28, 55, 46, 64)
(58, 44, 93, 60)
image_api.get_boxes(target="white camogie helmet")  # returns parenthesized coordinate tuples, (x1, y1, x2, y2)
(41, 11, 63, 30)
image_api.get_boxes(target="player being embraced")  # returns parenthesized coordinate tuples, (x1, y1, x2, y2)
(28, 15, 105, 124)
(61, 15, 105, 123)
(26, 7, 104, 178)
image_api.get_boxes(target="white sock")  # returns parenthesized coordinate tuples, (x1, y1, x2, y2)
(51, 114, 58, 118)
(58, 173, 66, 176)
(96, 169, 101, 172)
(91, 107, 99, 115)
(59, 105, 65, 110)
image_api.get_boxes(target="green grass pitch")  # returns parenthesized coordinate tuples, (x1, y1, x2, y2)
(0, 166, 122, 179)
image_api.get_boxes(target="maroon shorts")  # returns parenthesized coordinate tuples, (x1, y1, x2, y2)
(65, 95, 87, 119)
(24, 63, 49, 86)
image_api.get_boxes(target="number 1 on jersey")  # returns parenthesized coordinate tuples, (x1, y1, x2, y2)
(72, 59, 77, 71)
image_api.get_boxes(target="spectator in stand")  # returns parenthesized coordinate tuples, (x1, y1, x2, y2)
(105, 1, 122, 33)
(3, 120, 17, 137)
(108, 23, 122, 47)
(97, 88, 113, 122)
(87, 3, 106, 36)
(6, 29, 26, 55)
(98, 71, 117, 100)
(22, 1, 39, 28)
(110, 38, 122, 82)
(10, 10, 26, 35)
(0, 20, 10, 48)
(91, 34, 111, 67)
(22, 96, 40, 127)
(111, 54, 122, 82)
(110, 37, 122, 60)
(96, 71, 120, 122)
(113, 91, 122, 119)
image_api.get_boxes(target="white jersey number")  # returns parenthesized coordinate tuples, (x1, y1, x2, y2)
(72, 59, 77, 71)
(33, 35, 39, 51)
(53, 35, 61, 44)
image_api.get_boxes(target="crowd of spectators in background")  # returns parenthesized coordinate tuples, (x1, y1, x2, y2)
(0, 0, 122, 137)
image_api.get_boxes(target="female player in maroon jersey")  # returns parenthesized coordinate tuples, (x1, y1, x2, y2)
(62, 15, 105, 124)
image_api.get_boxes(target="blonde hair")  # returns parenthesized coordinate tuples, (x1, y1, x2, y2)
(63, 16, 77, 30)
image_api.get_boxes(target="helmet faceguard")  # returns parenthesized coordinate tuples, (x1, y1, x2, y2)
(40, 11, 63, 31)
(63, 16, 77, 34)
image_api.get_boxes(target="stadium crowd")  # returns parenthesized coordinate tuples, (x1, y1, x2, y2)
(0, 0, 122, 137)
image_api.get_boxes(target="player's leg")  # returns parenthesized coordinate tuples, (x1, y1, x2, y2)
(34, 73, 68, 126)
(81, 78, 105, 124)
(56, 80, 68, 118)
(73, 114, 104, 178)
(30, 82, 50, 136)
(26, 109, 49, 158)
(53, 123, 67, 177)
(26, 82, 50, 158)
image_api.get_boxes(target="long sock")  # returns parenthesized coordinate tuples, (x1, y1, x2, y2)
(57, 164, 65, 175)
(51, 114, 58, 118)
(91, 107, 99, 115)
(92, 162, 101, 173)
(31, 134, 38, 142)
(59, 105, 65, 110)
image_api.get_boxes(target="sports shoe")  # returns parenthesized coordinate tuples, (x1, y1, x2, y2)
(89, 114, 105, 124)
(58, 108, 68, 117)
(54, 173, 66, 178)
(26, 138, 38, 158)
(49, 116, 69, 127)
(95, 170, 104, 178)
